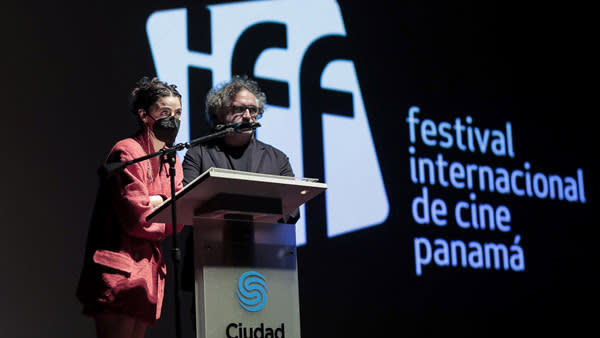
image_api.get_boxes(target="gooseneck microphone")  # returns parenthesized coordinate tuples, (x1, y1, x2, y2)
(213, 121, 262, 132)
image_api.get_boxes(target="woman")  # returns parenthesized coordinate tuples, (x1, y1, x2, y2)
(77, 77, 184, 338)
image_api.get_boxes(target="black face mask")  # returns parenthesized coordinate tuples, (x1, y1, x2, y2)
(152, 116, 180, 145)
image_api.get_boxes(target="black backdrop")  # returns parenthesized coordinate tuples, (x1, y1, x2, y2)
(1, 1, 597, 337)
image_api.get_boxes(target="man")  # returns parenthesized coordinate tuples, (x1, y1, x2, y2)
(179, 75, 299, 310)
(181, 75, 299, 191)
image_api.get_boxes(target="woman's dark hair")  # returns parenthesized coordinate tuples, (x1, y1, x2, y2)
(130, 76, 181, 125)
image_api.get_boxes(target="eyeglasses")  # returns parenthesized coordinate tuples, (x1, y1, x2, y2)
(229, 105, 263, 118)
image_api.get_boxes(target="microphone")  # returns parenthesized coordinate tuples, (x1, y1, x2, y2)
(234, 121, 261, 132)
(213, 122, 261, 132)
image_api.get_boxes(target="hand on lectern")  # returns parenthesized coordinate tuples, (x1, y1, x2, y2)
(149, 195, 164, 208)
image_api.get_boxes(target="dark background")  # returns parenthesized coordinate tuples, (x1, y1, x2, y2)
(1, 1, 596, 337)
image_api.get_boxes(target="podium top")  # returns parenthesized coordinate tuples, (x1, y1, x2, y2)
(147, 167, 327, 224)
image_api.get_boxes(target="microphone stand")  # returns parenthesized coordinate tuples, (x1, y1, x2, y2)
(99, 123, 252, 338)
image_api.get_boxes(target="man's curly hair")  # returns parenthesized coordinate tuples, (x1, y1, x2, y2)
(205, 75, 266, 128)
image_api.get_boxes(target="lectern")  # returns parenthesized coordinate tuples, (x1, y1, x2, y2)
(149, 167, 327, 338)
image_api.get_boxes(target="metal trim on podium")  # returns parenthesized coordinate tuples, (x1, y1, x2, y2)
(149, 168, 327, 338)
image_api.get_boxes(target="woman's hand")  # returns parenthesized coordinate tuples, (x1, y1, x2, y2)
(149, 195, 164, 208)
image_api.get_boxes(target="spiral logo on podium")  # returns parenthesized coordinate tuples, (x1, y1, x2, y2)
(236, 271, 269, 312)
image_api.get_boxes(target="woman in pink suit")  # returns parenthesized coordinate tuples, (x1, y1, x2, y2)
(77, 77, 184, 338)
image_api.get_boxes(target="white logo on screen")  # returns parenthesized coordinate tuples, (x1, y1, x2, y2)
(146, 0, 388, 245)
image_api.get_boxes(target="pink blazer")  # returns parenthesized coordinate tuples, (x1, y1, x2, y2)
(77, 134, 183, 325)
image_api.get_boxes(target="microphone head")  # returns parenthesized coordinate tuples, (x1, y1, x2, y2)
(213, 123, 227, 131)
(234, 122, 261, 132)
(213, 122, 261, 132)
(98, 161, 127, 178)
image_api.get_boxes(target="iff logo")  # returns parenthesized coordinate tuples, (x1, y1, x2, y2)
(146, 0, 389, 245)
